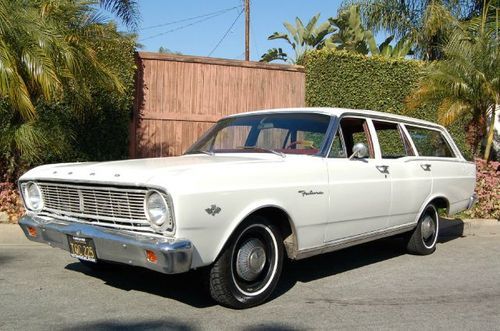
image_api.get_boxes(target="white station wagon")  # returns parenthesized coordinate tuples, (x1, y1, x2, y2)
(18, 108, 476, 308)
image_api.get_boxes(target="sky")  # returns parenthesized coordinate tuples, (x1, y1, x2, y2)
(117, 0, 345, 62)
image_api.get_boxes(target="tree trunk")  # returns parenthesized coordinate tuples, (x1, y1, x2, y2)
(483, 104, 498, 161)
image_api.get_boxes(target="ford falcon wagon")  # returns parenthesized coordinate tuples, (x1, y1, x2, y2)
(18, 108, 476, 308)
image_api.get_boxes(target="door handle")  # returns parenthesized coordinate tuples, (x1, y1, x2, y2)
(376, 165, 389, 174)
(421, 164, 432, 171)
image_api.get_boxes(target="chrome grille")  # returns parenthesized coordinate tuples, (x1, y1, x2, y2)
(38, 182, 151, 231)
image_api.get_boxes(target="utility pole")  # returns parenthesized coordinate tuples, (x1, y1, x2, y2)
(245, 0, 250, 61)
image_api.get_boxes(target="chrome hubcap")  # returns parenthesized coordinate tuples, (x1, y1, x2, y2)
(236, 238, 267, 281)
(421, 215, 435, 240)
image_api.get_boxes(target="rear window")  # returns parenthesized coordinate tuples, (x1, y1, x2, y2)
(405, 126, 455, 157)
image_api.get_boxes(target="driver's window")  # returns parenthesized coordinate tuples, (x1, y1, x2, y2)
(329, 131, 346, 158)
(333, 117, 374, 158)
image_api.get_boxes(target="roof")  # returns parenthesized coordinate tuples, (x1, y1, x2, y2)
(226, 107, 442, 129)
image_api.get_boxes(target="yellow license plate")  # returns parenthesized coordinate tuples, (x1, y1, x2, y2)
(68, 236, 97, 262)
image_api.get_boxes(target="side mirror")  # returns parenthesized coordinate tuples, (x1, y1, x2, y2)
(349, 143, 368, 159)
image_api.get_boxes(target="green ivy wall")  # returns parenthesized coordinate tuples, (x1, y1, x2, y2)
(304, 49, 471, 158)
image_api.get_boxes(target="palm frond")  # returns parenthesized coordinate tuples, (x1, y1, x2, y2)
(99, 0, 139, 29)
(437, 99, 471, 125)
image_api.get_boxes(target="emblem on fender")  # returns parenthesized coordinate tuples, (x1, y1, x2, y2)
(298, 190, 324, 197)
(205, 205, 222, 216)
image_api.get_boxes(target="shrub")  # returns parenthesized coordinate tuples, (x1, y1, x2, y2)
(0, 183, 24, 223)
(0, 24, 136, 182)
(465, 159, 500, 220)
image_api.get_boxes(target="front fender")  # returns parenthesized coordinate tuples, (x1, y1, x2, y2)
(177, 197, 296, 269)
(212, 200, 298, 264)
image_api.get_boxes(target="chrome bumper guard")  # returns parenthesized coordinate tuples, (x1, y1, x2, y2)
(19, 215, 193, 274)
(466, 193, 478, 210)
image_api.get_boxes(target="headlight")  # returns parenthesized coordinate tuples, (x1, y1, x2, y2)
(144, 190, 171, 229)
(23, 182, 44, 212)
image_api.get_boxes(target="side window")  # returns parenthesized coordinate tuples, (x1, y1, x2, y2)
(406, 126, 455, 157)
(332, 117, 374, 158)
(373, 121, 413, 158)
(329, 131, 346, 158)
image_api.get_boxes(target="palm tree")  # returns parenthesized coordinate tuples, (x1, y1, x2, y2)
(0, 0, 126, 180)
(328, 5, 413, 57)
(261, 8, 413, 63)
(99, 0, 140, 29)
(343, 0, 483, 59)
(406, 0, 499, 159)
(260, 14, 336, 64)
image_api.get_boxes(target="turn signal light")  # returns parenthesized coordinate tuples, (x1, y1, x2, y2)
(27, 226, 37, 237)
(145, 250, 158, 264)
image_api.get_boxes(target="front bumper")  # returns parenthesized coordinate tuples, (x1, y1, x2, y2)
(19, 215, 193, 274)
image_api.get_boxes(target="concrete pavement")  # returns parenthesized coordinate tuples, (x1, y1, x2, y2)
(0, 223, 499, 330)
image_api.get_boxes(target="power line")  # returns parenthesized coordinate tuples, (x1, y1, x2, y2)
(208, 9, 244, 57)
(140, 10, 236, 41)
(139, 6, 241, 31)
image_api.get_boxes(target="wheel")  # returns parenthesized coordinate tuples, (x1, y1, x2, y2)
(406, 204, 439, 255)
(208, 216, 284, 309)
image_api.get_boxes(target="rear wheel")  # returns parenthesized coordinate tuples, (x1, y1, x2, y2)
(208, 216, 284, 309)
(406, 204, 439, 255)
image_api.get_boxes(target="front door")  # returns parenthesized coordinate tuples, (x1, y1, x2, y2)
(325, 117, 391, 242)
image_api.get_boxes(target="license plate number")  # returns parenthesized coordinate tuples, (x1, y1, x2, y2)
(68, 236, 97, 262)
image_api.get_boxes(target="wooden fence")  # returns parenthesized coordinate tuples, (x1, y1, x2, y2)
(130, 52, 305, 158)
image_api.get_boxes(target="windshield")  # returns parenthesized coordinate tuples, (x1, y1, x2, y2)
(186, 112, 332, 156)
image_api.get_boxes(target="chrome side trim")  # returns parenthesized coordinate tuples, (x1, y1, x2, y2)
(403, 157, 468, 164)
(293, 222, 416, 260)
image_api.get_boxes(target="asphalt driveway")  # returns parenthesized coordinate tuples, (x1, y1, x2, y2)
(0, 224, 499, 330)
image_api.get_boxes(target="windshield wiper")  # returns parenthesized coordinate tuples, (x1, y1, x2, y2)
(237, 146, 285, 158)
(190, 149, 214, 156)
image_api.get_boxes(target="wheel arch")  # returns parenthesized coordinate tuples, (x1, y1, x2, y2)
(415, 194, 450, 223)
(214, 203, 299, 262)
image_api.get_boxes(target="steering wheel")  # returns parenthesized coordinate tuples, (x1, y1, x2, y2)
(285, 140, 316, 149)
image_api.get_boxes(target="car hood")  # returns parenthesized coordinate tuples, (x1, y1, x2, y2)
(19, 154, 286, 187)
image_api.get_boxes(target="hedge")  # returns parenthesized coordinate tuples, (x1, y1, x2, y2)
(304, 49, 471, 159)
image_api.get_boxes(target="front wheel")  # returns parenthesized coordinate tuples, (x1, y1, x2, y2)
(208, 216, 284, 308)
(406, 204, 439, 255)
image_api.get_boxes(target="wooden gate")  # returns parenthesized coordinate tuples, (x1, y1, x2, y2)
(130, 52, 305, 158)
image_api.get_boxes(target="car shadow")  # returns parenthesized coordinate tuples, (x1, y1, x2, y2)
(438, 216, 465, 243)
(65, 227, 463, 309)
(65, 262, 215, 308)
(271, 237, 407, 300)
(64, 319, 196, 331)
(0, 254, 16, 267)
(64, 320, 303, 331)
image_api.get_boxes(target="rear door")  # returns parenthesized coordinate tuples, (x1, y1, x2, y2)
(404, 125, 475, 215)
(370, 120, 432, 227)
